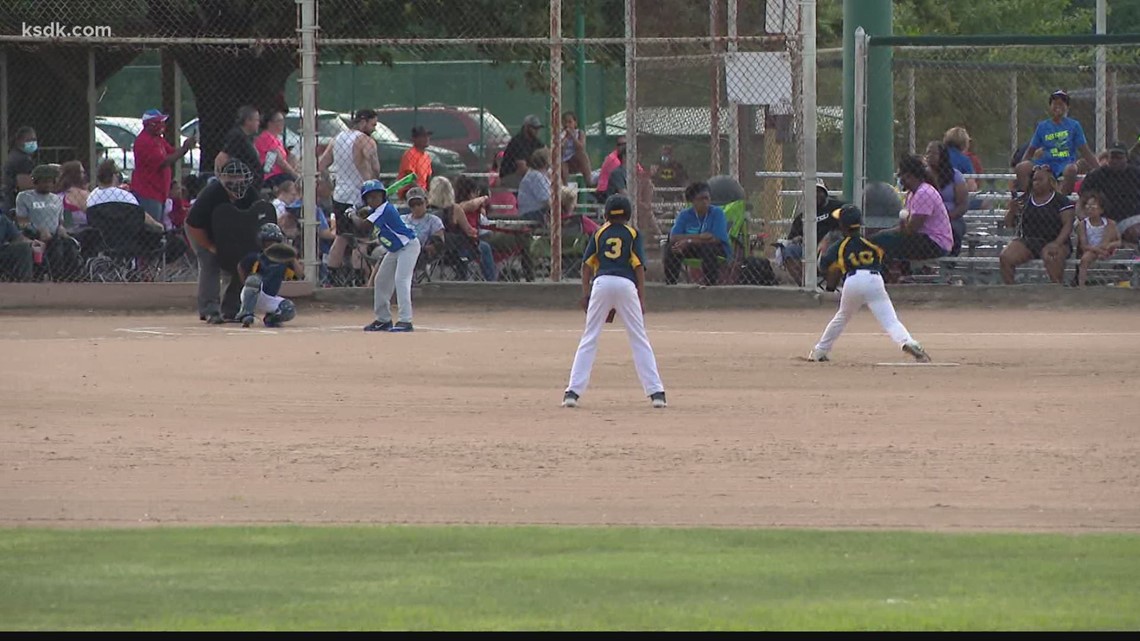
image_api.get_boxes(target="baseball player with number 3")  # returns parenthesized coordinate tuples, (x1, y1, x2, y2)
(808, 204, 931, 363)
(563, 194, 667, 409)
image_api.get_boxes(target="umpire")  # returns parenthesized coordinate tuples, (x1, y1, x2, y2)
(185, 159, 257, 323)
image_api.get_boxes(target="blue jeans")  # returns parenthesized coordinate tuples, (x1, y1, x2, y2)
(476, 240, 496, 281)
(137, 197, 165, 227)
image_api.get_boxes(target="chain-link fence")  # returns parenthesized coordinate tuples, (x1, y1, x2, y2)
(852, 39, 1140, 287)
(0, 0, 814, 289)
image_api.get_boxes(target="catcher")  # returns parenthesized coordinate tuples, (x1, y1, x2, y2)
(236, 223, 302, 328)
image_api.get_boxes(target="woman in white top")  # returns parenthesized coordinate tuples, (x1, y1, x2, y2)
(1075, 190, 1120, 287)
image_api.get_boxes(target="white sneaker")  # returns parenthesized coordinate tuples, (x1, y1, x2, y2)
(562, 391, 580, 408)
(903, 341, 931, 363)
(650, 392, 667, 408)
(807, 348, 830, 362)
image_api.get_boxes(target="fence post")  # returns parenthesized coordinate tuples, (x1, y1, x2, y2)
(87, 49, 97, 185)
(853, 27, 866, 213)
(1096, 0, 1106, 153)
(299, 0, 319, 283)
(906, 65, 915, 154)
(550, 0, 563, 282)
(1109, 69, 1118, 145)
(625, 0, 638, 230)
(727, 0, 739, 182)
(802, 0, 818, 292)
(710, 0, 721, 177)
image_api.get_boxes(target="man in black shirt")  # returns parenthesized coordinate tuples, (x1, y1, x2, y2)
(1, 126, 37, 214)
(214, 105, 264, 194)
(1079, 142, 1140, 244)
(186, 160, 258, 323)
(498, 114, 545, 187)
(779, 178, 847, 286)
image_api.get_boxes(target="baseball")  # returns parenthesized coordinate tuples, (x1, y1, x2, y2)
(899, 208, 909, 221)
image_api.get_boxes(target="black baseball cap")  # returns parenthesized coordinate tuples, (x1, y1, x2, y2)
(1108, 142, 1128, 155)
(411, 125, 432, 137)
(1049, 90, 1070, 104)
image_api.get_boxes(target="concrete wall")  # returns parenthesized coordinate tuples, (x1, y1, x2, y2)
(5, 280, 1135, 313)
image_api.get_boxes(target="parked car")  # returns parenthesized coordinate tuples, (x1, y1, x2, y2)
(96, 116, 201, 178)
(372, 104, 512, 172)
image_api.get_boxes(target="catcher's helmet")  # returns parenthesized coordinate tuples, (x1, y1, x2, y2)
(258, 222, 285, 244)
(360, 179, 387, 200)
(831, 204, 864, 229)
(603, 194, 632, 220)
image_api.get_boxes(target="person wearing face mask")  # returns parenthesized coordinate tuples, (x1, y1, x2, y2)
(185, 159, 258, 324)
(133, 109, 197, 227)
(2, 127, 38, 215)
(649, 145, 688, 202)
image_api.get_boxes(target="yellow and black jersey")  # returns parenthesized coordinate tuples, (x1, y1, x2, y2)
(584, 222, 645, 283)
(820, 233, 885, 277)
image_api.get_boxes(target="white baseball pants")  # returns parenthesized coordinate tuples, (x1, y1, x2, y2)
(567, 275, 665, 396)
(814, 270, 914, 352)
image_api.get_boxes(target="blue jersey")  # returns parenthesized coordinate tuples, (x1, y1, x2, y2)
(239, 248, 296, 296)
(820, 233, 885, 278)
(366, 201, 417, 252)
(1029, 117, 1087, 175)
(584, 221, 644, 283)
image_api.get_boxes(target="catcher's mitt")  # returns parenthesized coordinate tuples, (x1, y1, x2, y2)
(263, 242, 298, 264)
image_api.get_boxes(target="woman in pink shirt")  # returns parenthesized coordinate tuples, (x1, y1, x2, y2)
(255, 111, 298, 189)
(871, 154, 953, 269)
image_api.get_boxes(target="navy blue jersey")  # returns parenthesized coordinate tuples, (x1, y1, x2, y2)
(584, 221, 644, 283)
(820, 233, 885, 277)
(239, 249, 296, 296)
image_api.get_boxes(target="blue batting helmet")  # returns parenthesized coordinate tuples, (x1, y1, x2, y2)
(360, 179, 387, 200)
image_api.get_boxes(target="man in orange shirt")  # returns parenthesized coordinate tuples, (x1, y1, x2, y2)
(397, 125, 433, 200)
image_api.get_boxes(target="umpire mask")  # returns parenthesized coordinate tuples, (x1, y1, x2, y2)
(219, 159, 254, 201)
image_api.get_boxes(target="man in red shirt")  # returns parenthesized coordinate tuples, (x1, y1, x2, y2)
(132, 109, 197, 226)
(396, 125, 433, 200)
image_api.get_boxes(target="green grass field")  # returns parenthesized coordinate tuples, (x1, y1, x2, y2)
(1, 526, 1137, 630)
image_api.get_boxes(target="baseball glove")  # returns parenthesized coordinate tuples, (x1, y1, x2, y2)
(264, 242, 298, 264)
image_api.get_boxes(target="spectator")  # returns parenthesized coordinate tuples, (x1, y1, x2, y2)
(88, 159, 140, 207)
(498, 114, 545, 187)
(0, 209, 34, 281)
(133, 109, 196, 226)
(16, 164, 80, 280)
(1074, 150, 1110, 194)
(319, 108, 380, 228)
(2, 126, 37, 215)
(942, 127, 978, 191)
(214, 105, 264, 195)
(255, 110, 298, 190)
(999, 165, 1074, 285)
(516, 147, 552, 225)
(88, 158, 181, 267)
(780, 178, 846, 286)
(185, 159, 257, 323)
(1075, 190, 1120, 287)
(1078, 142, 1140, 245)
(595, 135, 626, 198)
(488, 150, 504, 189)
(664, 181, 731, 286)
(559, 111, 592, 184)
(270, 179, 301, 242)
(602, 146, 629, 200)
(400, 186, 445, 269)
(649, 144, 689, 202)
(165, 179, 189, 230)
(925, 141, 969, 257)
(56, 161, 90, 231)
(872, 154, 953, 270)
(182, 174, 204, 208)
(1015, 90, 1098, 196)
(396, 125, 433, 199)
(431, 175, 495, 282)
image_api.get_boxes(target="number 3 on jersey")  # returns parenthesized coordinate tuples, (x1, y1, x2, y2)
(604, 237, 623, 259)
(846, 249, 875, 267)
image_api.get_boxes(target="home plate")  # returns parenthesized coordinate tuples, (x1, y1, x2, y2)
(873, 362, 960, 367)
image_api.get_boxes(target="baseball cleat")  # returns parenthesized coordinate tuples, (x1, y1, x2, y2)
(903, 341, 931, 363)
(562, 391, 580, 408)
(650, 391, 667, 409)
(363, 320, 393, 332)
(807, 348, 830, 362)
(205, 313, 225, 325)
(239, 314, 255, 328)
(389, 321, 414, 333)
(263, 314, 282, 328)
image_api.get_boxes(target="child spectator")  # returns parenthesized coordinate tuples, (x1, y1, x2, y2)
(1075, 190, 1120, 287)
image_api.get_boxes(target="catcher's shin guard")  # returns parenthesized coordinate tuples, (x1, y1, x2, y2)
(237, 273, 263, 320)
(264, 299, 296, 327)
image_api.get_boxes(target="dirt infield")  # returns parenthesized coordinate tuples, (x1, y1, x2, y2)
(2, 307, 1138, 532)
